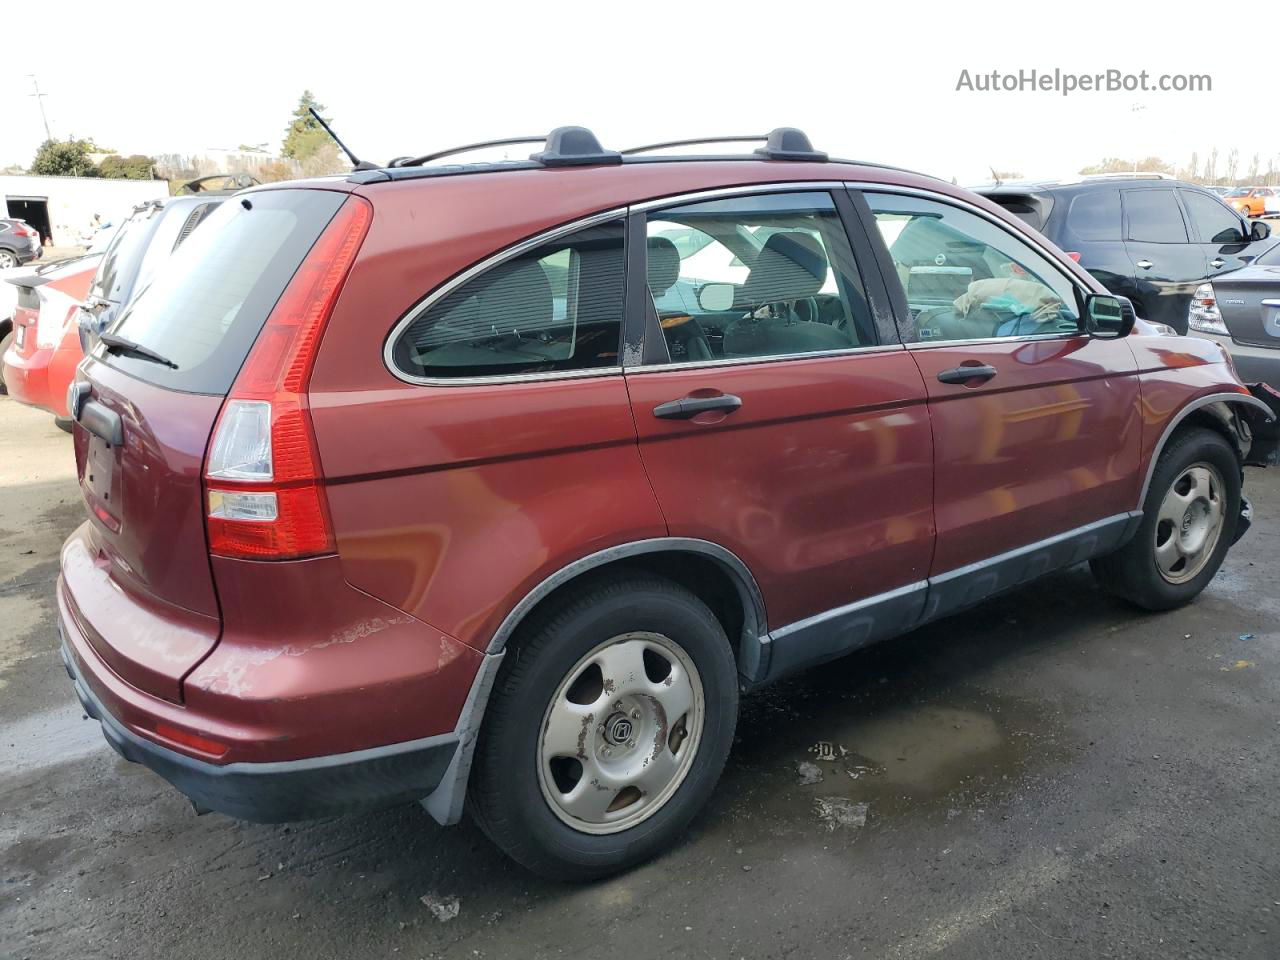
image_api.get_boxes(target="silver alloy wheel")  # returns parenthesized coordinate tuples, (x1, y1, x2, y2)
(537, 631, 705, 835)
(0, 251, 16, 269)
(1154, 461, 1225, 585)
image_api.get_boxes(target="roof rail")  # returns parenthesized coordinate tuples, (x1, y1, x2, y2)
(394, 126, 620, 168)
(622, 127, 827, 162)
(1078, 171, 1176, 181)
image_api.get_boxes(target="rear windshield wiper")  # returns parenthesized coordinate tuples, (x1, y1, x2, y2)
(99, 332, 178, 369)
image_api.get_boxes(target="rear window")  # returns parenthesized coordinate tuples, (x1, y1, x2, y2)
(102, 189, 345, 394)
(1065, 189, 1121, 241)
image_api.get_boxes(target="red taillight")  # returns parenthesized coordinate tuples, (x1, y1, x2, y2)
(1066, 251, 1082, 263)
(12, 223, 34, 237)
(204, 196, 372, 560)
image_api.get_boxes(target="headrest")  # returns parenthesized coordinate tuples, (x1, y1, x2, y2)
(646, 237, 681, 295)
(474, 257, 553, 332)
(743, 231, 827, 304)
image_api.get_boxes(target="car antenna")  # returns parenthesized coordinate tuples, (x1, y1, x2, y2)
(990, 166, 1003, 187)
(308, 107, 379, 172)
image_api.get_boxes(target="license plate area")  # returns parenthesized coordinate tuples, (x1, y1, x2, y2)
(84, 434, 122, 524)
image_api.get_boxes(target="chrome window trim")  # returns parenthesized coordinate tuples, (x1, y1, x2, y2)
(629, 181, 849, 213)
(905, 331, 1082, 350)
(627, 342, 904, 375)
(383, 206, 628, 387)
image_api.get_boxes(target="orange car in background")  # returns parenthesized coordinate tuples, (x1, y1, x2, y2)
(2, 255, 100, 425)
(1223, 186, 1275, 219)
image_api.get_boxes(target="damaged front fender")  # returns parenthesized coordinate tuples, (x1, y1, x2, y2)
(1243, 382, 1280, 467)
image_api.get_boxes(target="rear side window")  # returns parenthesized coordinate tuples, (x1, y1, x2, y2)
(391, 219, 625, 380)
(1180, 190, 1245, 244)
(1124, 189, 1188, 243)
(1065, 189, 1121, 241)
(104, 190, 345, 394)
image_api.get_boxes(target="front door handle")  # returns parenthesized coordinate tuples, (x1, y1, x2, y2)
(653, 393, 743, 420)
(1136, 259, 1153, 270)
(1210, 258, 1226, 268)
(937, 364, 998, 385)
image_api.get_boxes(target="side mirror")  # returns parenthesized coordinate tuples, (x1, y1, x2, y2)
(1250, 219, 1271, 242)
(697, 282, 735, 312)
(1084, 293, 1136, 339)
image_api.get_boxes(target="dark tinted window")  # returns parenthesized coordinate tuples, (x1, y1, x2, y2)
(91, 204, 163, 303)
(1065, 189, 1121, 241)
(1180, 190, 1245, 244)
(103, 189, 345, 394)
(645, 192, 874, 362)
(393, 219, 625, 380)
(1124, 189, 1188, 243)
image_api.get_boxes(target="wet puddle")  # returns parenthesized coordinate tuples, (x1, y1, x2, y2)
(709, 650, 1072, 838)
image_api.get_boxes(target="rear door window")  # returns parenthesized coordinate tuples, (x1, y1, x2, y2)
(91, 205, 162, 303)
(643, 191, 874, 363)
(102, 189, 346, 394)
(390, 219, 626, 380)
(1123, 189, 1188, 243)
(1065, 189, 1121, 241)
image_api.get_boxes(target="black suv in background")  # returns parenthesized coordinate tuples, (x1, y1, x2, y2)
(978, 176, 1274, 332)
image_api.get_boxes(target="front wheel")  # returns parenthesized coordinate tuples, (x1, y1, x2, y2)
(468, 571, 738, 880)
(1092, 427, 1240, 610)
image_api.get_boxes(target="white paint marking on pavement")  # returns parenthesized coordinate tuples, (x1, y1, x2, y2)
(884, 813, 1145, 960)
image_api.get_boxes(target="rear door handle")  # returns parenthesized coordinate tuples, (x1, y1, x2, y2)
(1210, 258, 1226, 268)
(937, 364, 998, 385)
(653, 393, 743, 420)
(1136, 259, 1153, 270)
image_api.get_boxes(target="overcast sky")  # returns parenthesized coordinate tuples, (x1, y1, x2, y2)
(4, 1, 1277, 186)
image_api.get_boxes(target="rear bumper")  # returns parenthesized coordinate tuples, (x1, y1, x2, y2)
(60, 629, 459, 822)
(2, 345, 55, 412)
(1199, 331, 1280, 388)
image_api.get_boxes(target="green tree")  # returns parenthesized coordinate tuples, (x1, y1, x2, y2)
(281, 91, 331, 161)
(97, 154, 155, 179)
(30, 138, 100, 177)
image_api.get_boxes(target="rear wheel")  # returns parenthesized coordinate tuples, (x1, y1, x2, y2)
(469, 571, 738, 880)
(1091, 428, 1240, 610)
(0, 251, 17, 270)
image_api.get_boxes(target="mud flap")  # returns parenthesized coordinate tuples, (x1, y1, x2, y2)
(1243, 383, 1280, 467)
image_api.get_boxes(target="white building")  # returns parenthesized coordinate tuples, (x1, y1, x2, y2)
(0, 175, 169, 246)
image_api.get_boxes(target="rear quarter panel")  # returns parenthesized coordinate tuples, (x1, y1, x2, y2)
(309, 193, 666, 653)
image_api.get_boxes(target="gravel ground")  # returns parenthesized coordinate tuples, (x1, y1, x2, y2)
(2, 393, 1278, 960)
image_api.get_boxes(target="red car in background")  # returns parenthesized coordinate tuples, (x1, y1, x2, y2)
(2, 255, 100, 425)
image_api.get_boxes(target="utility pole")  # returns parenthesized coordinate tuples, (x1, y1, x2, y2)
(28, 75, 52, 142)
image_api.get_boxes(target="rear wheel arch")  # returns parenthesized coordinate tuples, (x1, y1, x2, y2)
(487, 539, 768, 681)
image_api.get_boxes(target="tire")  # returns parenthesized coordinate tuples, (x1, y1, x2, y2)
(55, 417, 74, 434)
(0, 328, 13, 395)
(469, 570, 739, 881)
(0, 251, 17, 270)
(1091, 427, 1240, 610)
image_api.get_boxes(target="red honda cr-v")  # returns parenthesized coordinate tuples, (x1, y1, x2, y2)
(59, 127, 1276, 880)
